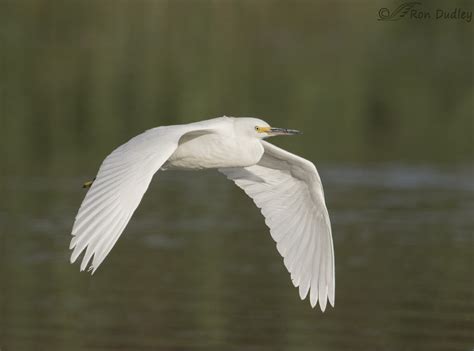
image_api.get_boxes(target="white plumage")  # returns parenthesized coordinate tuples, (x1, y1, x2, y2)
(70, 116, 335, 311)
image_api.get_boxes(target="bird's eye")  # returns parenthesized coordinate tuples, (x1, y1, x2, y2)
(255, 126, 259, 131)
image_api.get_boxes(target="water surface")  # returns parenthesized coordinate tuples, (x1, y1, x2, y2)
(1, 164, 472, 351)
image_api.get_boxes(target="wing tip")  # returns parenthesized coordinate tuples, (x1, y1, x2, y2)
(328, 293, 335, 308)
(318, 302, 326, 312)
(308, 286, 335, 312)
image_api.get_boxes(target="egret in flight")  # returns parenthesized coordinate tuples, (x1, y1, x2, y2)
(70, 116, 334, 311)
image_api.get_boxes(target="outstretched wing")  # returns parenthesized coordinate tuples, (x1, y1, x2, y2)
(219, 141, 334, 311)
(70, 123, 217, 273)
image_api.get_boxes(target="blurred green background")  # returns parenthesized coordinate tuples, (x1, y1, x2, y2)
(1, 1, 473, 351)
(1, 0, 472, 173)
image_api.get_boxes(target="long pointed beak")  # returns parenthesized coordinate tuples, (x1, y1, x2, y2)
(268, 127, 302, 136)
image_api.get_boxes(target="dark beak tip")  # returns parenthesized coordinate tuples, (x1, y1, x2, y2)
(288, 129, 303, 135)
(270, 127, 302, 135)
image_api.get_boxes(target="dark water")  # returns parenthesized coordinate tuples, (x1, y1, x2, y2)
(1, 164, 473, 351)
(1, 0, 473, 350)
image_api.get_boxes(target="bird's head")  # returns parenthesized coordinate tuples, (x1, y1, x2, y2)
(236, 117, 302, 139)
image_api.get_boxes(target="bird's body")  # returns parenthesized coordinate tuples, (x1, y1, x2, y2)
(70, 116, 335, 311)
(165, 118, 264, 170)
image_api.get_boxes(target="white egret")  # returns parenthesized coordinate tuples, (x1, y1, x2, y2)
(70, 116, 334, 311)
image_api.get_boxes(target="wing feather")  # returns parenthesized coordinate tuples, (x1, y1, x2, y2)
(219, 140, 334, 311)
(70, 122, 219, 273)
